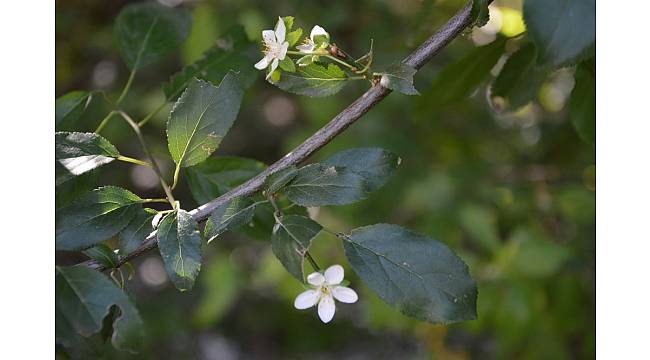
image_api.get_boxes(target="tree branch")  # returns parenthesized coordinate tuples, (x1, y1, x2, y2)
(85, 1, 476, 271)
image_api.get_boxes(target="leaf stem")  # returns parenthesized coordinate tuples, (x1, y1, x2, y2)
(95, 111, 117, 133)
(138, 101, 168, 127)
(171, 164, 181, 190)
(305, 252, 321, 272)
(116, 69, 136, 105)
(116, 110, 176, 206)
(142, 198, 170, 204)
(117, 156, 153, 168)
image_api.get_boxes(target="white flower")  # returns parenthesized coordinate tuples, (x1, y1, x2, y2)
(151, 212, 163, 229)
(254, 17, 289, 80)
(293, 264, 358, 323)
(296, 25, 329, 54)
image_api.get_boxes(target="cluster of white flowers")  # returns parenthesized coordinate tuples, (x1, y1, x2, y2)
(255, 17, 330, 79)
(294, 264, 358, 323)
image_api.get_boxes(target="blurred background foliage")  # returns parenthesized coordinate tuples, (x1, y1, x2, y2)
(56, 0, 594, 358)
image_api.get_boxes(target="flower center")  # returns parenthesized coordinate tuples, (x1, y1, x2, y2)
(319, 285, 331, 296)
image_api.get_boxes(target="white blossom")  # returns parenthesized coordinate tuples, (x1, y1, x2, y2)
(254, 17, 289, 79)
(293, 264, 358, 323)
(151, 212, 163, 229)
(296, 25, 329, 54)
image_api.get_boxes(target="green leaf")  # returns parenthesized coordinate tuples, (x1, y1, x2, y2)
(286, 28, 303, 47)
(56, 169, 99, 209)
(279, 57, 296, 72)
(323, 147, 400, 192)
(185, 156, 266, 204)
(55, 266, 144, 352)
(470, 0, 490, 27)
(423, 38, 505, 108)
(380, 63, 419, 95)
(282, 16, 294, 31)
(55, 132, 121, 186)
(570, 57, 595, 144)
(264, 166, 298, 195)
(56, 91, 91, 129)
(56, 186, 143, 251)
(205, 196, 257, 242)
(167, 75, 243, 168)
(524, 0, 595, 67)
(163, 26, 257, 100)
(273, 63, 348, 97)
(271, 215, 322, 281)
(119, 211, 154, 256)
(282, 163, 369, 207)
(344, 224, 477, 324)
(114, 2, 191, 70)
(490, 43, 547, 112)
(157, 209, 203, 291)
(83, 244, 119, 269)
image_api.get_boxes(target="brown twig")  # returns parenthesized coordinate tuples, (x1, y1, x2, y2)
(84, 1, 476, 271)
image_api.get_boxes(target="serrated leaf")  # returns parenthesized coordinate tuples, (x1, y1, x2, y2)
(167, 75, 243, 168)
(271, 215, 322, 281)
(56, 91, 91, 129)
(470, 0, 490, 27)
(206, 197, 257, 242)
(380, 63, 419, 95)
(524, 0, 595, 67)
(163, 26, 257, 100)
(185, 156, 266, 204)
(323, 147, 400, 192)
(56, 186, 143, 251)
(56, 169, 99, 209)
(55, 132, 121, 186)
(264, 166, 298, 195)
(282, 164, 369, 207)
(344, 224, 477, 324)
(55, 266, 144, 352)
(157, 209, 203, 291)
(119, 211, 154, 256)
(273, 63, 348, 97)
(490, 43, 547, 111)
(570, 57, 595, 144)
(114, 2, 191, 70)
(83, 244, 119, 269)
(422, 38, 505, 108)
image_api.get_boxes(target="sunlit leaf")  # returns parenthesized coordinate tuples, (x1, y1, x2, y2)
(55, 132, 121, 185)
(167, 75, 243, 168)
(273, 63, 347, 97)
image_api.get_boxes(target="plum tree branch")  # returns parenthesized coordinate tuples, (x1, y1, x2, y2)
(85, 1, 477, 271)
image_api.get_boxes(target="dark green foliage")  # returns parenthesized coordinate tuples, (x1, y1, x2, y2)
(271, 215, 322, 281)
(156, 209, 203, 291)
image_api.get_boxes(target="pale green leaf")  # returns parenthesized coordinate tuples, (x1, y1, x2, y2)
(167, 74, 243, 167)
(344, 224, 477, 324)
(55, 132, 121, 186)
(273, 63, 347, 97)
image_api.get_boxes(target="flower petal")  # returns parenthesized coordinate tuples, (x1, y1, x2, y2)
(332, 286, 358, 303)
(254, 56, 270, 70)
(262, 30, 275, 44)
(296, 42, 314, 53)
(310, 25, 329, 40)
(278, 42, 289, 60)
(294, 290, 319, 309)
(307, 272, 325, 286)
(324, 264, 344, 285)
(318, 294, 336, 323)
(266, 58, 279, 80)
(274, 17, 286, 44)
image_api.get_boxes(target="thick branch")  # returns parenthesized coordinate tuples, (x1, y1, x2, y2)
(85, 1, 475, 271)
